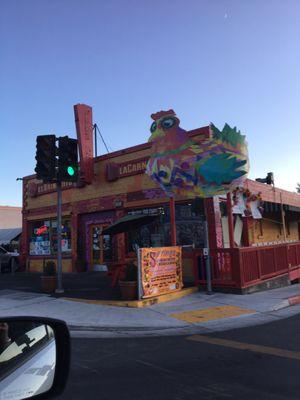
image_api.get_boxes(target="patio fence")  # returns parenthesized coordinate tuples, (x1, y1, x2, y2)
(193, 242, 300, 289)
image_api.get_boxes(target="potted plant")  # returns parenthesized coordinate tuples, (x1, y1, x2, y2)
(119, 262, 138, 301)
(41, 261, 56, 293)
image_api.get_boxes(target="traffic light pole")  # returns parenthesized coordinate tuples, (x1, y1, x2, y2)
(35, 134, 78, 294)
(56, 181, 64, 293)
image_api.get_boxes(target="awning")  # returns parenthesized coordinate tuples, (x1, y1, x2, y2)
(0, 228, 22, 245)
(101, 214, 159, 235)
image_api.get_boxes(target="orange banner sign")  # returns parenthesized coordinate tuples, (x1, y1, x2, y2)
(140, 246, 183, 298)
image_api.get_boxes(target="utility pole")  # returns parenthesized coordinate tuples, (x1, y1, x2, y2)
(93, 124, 97, 157)
(56, 181, 63, 293)
(203, 212, 212, 295)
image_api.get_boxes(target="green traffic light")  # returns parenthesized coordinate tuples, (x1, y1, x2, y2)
(67, 166, 75, 176)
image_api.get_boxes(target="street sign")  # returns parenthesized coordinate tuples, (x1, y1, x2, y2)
(203, 248, 209, 256)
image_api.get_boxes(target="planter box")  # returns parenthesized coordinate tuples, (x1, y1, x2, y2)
(119, 281, 137, 300)
(41, 276, 56, 293)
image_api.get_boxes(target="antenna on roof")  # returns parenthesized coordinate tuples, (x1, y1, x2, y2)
(93, 123, 110, 156)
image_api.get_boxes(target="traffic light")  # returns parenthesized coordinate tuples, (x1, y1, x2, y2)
(266, 172, 274, 185)
(35, 135, 56, 182)
(58, 136, 78, 182)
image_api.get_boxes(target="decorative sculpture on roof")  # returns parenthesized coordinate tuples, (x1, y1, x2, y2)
(146, 109, 249, 198)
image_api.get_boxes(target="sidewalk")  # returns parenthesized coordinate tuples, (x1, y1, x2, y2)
(1, 284, 300, 336)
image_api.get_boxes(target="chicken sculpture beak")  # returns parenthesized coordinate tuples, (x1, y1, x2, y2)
(148, 128, 165, 142)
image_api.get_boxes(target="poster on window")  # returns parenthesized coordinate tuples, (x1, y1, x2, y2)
(140, 246, 183, 298)
(30, 239, 51, 255)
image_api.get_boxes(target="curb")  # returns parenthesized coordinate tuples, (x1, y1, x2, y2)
(272, 294, 300, 311)
(288, 295, 300, 306)
(62, 287, 198, 308)
(68, 325, 189, 332)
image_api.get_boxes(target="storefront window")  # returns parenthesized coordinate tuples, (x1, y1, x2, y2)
(29, 218, 71, 256)
(126, 203, 205, 252)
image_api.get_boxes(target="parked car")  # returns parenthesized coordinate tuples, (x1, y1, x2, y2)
(0, 245, 19, 273)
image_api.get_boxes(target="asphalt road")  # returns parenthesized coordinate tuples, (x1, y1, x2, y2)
(58, 313, 300, 400)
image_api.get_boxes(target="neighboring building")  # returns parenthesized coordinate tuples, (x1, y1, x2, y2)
(0, 206, 22, 229)
(20, 122, 300, 291)
(0, 227, 22, 252)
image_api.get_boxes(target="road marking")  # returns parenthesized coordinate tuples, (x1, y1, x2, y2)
(170, 305, 254, 323)
(187, 335, 300, 361)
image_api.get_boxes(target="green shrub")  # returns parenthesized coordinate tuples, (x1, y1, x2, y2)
(44, 261, 56, 276)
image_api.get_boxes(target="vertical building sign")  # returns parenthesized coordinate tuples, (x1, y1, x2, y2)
(74, 104, 94, 184)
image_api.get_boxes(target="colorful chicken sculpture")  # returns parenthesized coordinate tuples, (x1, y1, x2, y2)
(146, 110, 249, 198)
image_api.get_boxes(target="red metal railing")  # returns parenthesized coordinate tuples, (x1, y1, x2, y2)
(194, 242, 300, 289)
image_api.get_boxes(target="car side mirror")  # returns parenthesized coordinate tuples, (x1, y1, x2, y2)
(0, 317, 70, 399)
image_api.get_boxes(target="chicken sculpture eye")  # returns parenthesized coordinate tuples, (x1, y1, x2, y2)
(161, 117, 176, 129)
(150, 122, 157, 133)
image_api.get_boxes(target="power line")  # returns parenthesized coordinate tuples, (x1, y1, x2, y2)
(94, 123, 110, 154)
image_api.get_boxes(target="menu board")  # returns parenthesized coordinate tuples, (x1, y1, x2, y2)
(140, 246, 182, 298)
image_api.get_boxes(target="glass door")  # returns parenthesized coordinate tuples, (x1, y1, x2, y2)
(90, 225, 112, 266)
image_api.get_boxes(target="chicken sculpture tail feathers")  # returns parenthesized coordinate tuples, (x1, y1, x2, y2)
(211, 123, 246, 148)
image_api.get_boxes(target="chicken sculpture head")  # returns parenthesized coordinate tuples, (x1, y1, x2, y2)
(149, 109, 182, 142)
(146, 110, 249, 198)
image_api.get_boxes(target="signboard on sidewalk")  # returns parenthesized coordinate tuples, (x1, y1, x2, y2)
(140, 246, 183, 298)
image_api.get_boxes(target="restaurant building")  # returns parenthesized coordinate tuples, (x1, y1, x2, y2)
(20, 105, 300, 291)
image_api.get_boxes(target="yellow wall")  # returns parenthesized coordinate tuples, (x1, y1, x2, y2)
(28, 258, 72, 273)
(25, 148, 151, 211)
(251, 215, 299, 245)
(24, 145, 197, 213)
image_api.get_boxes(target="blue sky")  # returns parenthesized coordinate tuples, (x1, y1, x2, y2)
(1, 0, 299, 206)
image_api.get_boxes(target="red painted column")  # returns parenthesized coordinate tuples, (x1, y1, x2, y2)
(170, 196, 177, 246)
(204, 197, 223, 248)
(242, 217, 250, 247)
(20, 213, 29, 269)
(226, 192, 235, 248)
(71, 211, 78, 272)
